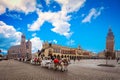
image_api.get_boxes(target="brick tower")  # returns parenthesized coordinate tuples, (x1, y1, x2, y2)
(106, 28, 115, 59)
(21, 34, 26, 59)
(26, 40, 32, 59)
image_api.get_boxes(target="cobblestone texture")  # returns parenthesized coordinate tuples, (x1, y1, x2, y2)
(0, 59, 120, 80)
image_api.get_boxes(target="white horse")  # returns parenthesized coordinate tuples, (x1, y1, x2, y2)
(40, 58, 70, 71)
(41, 59, 53, 68)
(30, 58, 34, 64)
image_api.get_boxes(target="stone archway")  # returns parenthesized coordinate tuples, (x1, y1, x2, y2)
(67, 55, 69, 58)
(57, 55, 60, 59)
(53, 54, 56, 58)
(61, 55, 63, 58)
(64, 55, 66, 58)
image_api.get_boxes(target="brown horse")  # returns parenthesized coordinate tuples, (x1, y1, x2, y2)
(54, 58, 70, 71)
(31, 57, 42, 65)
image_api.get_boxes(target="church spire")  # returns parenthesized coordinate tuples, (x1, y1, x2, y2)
(21, 33, 25, 39)
(107, 27, 114, 39)
(21, 33, 26, 45)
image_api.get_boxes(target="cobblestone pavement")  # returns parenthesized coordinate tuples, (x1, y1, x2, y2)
(0, 59, 120, 80)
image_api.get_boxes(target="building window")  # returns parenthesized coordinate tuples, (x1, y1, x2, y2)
(54, 48, 60, 53)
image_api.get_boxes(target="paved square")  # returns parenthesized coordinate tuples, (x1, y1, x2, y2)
(0, 59, 120, 80)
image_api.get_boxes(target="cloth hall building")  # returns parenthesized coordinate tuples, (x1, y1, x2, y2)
(40, 42, 92, 59)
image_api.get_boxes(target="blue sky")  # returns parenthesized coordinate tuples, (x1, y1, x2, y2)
(0, 0, 120, 54)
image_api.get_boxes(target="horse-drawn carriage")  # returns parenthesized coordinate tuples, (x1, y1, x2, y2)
(41, 58, 70, 71)
(31, 57, 70, 71)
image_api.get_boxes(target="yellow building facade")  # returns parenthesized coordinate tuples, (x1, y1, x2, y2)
(40, 42, 91, 59)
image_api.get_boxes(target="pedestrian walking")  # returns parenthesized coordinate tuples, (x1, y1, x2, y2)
(117, 57, 119, 62)
(73, 58, 76, 63)
(78, 57, 80, 62)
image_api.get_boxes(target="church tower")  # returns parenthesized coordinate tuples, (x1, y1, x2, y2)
(21, 34, 26, 58)
(26, 40, 32, 59)
(106, 28, 115, 58)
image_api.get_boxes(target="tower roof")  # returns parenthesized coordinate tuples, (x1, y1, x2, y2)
(107, 28, 114, 38)
(108, 27, 112, 32)
(21, 33, 25, 38)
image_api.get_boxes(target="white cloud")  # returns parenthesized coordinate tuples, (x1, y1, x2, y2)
(0, 0, 36, 14)
(28, 10, 72, 38)
(81, 14, 85, 17)
(67, 39, 75, 46)
(48, 40, 57, 44)
(37, 4, 43, 9)
(0, 0, 86, 38)
(0, 21, 22, 52)
(53, 6, 56, 8)
(46, 0, 51, 5)
(82, 8, 96, 23)
(0, 21, 43, 54)
(0, 5, 6, 15)
(0, 21, 21, 41)
(32, 33, 37, 37)
(28, 0, 85, 38)
(0, 48, 7, 54)
(53, 40, 57, 44)
(55, 0, 86, 13)
(82, 7, 104, 23)
(94, 7, 104, 18)
(30, 37, 43, 53)
(5, 13, 22, 20)
(27, 11, 45, 31)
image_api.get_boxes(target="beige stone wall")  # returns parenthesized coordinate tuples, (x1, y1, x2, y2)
(98, 51, 105, 58)
(42, 42, 91, 58)
(116, 51, 120, 58)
